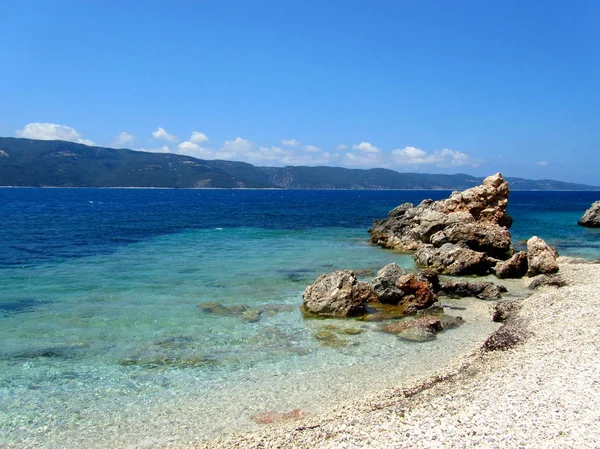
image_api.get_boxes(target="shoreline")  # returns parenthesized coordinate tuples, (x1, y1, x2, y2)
(182, 259, 600, 449)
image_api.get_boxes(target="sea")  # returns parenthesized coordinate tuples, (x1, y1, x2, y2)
(1, 188, 599, 448)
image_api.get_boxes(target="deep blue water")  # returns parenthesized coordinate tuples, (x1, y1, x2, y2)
(2, 188, 599, 267)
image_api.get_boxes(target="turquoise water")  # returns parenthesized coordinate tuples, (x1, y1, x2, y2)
(0, 189, 598, 448)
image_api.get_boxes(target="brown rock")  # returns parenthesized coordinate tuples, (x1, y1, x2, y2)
(369, 173, 513, 258)
(395, 273, 437, 310)
(494, 251, 528, 279)
(301, 270, 376, 317)
(414, 243, 494, 276)
(527, 236, 559, 276)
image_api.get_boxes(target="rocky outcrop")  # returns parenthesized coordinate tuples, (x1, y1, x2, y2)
(369, 173, 514, 260)
(527, 236, 559, 276)
(578, 201, 600, 227)
(301, 270, 376, 317)
(370, 263, 406, 304)
(494, 251, 528, 279)
(414, 243, 495, 276)
(394, 273, 437, 312)
(439, 280, 507, 300)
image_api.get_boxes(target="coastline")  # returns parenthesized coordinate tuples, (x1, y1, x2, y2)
(182, 260, 600, 449)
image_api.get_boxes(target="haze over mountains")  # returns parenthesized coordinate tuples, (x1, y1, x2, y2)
(0, 137, 597, 190)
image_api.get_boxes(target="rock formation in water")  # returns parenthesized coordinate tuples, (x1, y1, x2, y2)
(369, 173, 515, 275)
(526, 236, 559, 276)
(578, 201, 600, 227)
(369, 172, 513, 255)
(301, 270, 376, 317)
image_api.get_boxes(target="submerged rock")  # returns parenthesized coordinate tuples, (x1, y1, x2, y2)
(397, 327, 437, 342)
(302, 270, 376, 317)
(527, 236, 559, 276)
(382, 313, 464, 342)
(439, 280, 507, 300)
(578, 201, 600, 227)
(414, 243, 494, 276)
(369, 173, 513, 259)
(251, 408, 309, 425)
(197, 301, 294, 323)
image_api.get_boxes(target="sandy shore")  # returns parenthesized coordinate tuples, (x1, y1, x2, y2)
(179, 260, 600, 449)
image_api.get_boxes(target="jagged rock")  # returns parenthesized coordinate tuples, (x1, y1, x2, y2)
(414, 243, 495, 276)
(370, 263, 406, 304)
(417, 269, 441, 291)
(494, 251, 528, 279)
(369, 173, 513, 259)
(302, 270, 376, 317)
(527, 273, 567, 290)
(527, 236, 559, 276)
(439, 280, 507, 300)
(429, 223, 513, 259)
(578, 201, 600, 227)
(394, 273, 437, 312)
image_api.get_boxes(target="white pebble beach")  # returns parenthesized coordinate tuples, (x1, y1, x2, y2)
(178, 260, 600, 449)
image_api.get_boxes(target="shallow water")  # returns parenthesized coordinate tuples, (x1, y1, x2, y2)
(0, 188, 598, 447)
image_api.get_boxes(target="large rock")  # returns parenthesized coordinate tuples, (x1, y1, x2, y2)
(578, 201, 600, 227)
(369, 173, 513, 259)
(302, 270, 376, 317)
(494, 251, 528, 279)
(370, 263, 406, 304)
(394, 273, 437, 312)
(414, 243, 495, 276)
(439, 280, 507, 300)
(527, 236, 559, 276)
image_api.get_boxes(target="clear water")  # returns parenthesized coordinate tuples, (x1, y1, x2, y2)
(0, 188, 598, 448)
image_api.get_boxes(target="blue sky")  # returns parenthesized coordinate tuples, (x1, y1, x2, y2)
(1, 1, 598, 184)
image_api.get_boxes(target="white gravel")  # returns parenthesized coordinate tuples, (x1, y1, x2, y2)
(184, 261, 600, 449)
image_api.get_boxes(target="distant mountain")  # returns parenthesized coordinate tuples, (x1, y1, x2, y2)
(0, 137, 598, 191)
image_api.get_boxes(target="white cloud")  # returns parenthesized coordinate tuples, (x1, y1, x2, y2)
(282, 139, 322, 153)
(15, 122, 95, 145)
(190, 131, 209, 144)
(222, 137, 255, 156)
(352, 142, 380, 154)
(282, 139, 301, 148)
(536, 161, 549, 166)
(152, 127, 179, 142)
(112, 131, 135, 147)
(392, 146, 473, 167)
(335, 144, 348, 150)
(343, 151, 382, 167)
